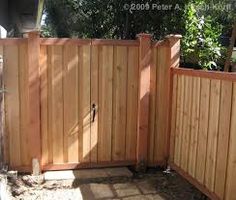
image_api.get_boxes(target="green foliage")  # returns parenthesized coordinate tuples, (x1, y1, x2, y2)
(42, 0, 234, 70)
(43, 0, 189, 39)
(232, 56, 236, 63)
(182, 2, 226, 70)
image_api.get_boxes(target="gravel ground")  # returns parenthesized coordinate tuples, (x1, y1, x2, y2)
(4, 168, 208, 200)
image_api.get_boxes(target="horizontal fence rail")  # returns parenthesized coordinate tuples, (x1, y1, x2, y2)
(170, 68, 236, 200)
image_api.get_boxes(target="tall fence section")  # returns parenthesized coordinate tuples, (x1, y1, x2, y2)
(169, 69, 236, 200)
(0, 32, 236, 199)
(0, 33, 178, 171)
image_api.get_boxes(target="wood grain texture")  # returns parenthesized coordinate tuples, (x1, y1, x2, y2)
(63, 44, 79, 163)
(0, 45, 6, 165)
(172, 67, 236, 82)
(169, 74, 178, 163)
(136, 34, 151, 167)
(4, 45, 21, 166)
(154, 45, 168, 163)
(187, 77, 200, 177)
(195, 78, 210, 183)
(225, 83, 236, 200)
(126, 47, 139, 161)
(180, 76, 192, 171)
(204, 79, 221, 191)
(78, 45, 91, 163)
(148, 48, 157, 164)
(47, 46, 53, 164)
(98, 46, 113, 162)
(170, 71, 236, 200)
(19, 43, 30, 166)
(174, 75, 185, 166)
(40, 45, 48, 165)
(51, 45, 64, 164)
(91, 45, 99, 163)
(27, 32, 41, 164)
(214, 81, 232, 199)
(112, 46, 128, 161)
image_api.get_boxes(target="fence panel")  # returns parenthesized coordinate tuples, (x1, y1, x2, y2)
(2, 39, 32, 170)
(0, 45, 3, 168)
(40, 40, 140, 170)
(170, 68, 236, 200)
(1, 37, 141, 171)
(2, 34, 181, 172)
(225, 83, 236, 200)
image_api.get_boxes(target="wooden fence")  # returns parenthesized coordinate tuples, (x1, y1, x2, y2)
(0, 32, 179, 172)
(3, 31, 236, 199)
(0, 46, 4, 169)
(169, 68, 236, 200)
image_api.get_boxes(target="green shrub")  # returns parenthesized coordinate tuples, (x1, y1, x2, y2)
(182, 2, 225, 70)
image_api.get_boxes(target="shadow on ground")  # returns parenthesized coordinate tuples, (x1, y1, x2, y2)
(6, 168, 208, 200)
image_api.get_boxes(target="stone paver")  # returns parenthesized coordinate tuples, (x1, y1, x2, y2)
(44, 167, 131, 181)
(137, 180, 156, 194)
(113, 183, 141, 197)
(145, 194, 165, 200)
(74, 169, 107, 179)
(122, 194, 164, 200)
(122, 195, 146, 200)
(7, 169, 205, 200)
(106, 167, 133, 178)
(90, 183, 114, 199)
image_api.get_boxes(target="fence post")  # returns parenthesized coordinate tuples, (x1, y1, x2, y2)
(25, 31, 41, 174)
(0, 47, 4, 169)
(166, 35, 181, 165)
(136, 33, 152, 171)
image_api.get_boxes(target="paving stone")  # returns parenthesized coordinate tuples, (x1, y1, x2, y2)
(41, 189, 83, 200)
(74, 169, 107, 179)
(44, 169, 107, 180)
(145, 194, 165, 200)
(113, 183, 140, 197)
(137, 180, 156, 194)
(105, 167, 133, 177)
(44, 167, 132, 181)
(79, 184, 95, 200)
(90, 183, 114, 199)
(123, 195, 147, 200)
(123, 194, 164, 200)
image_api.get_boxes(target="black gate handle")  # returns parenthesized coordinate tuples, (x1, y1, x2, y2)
(92, 103, 96, 122)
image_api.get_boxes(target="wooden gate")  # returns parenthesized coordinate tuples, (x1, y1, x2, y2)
(1, 32, 180, 172)
(1, 33, 146, 171)
(40, 39, 139, 170)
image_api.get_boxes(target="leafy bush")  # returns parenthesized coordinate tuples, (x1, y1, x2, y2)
(182, 2, 225, 70)
(232, 56, 236, 63)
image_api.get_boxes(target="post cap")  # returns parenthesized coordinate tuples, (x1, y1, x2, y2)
(23, 30, 40, 38)
(165, 34, 182, 39)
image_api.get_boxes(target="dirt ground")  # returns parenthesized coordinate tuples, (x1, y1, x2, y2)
(4, 168, 208, 200)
